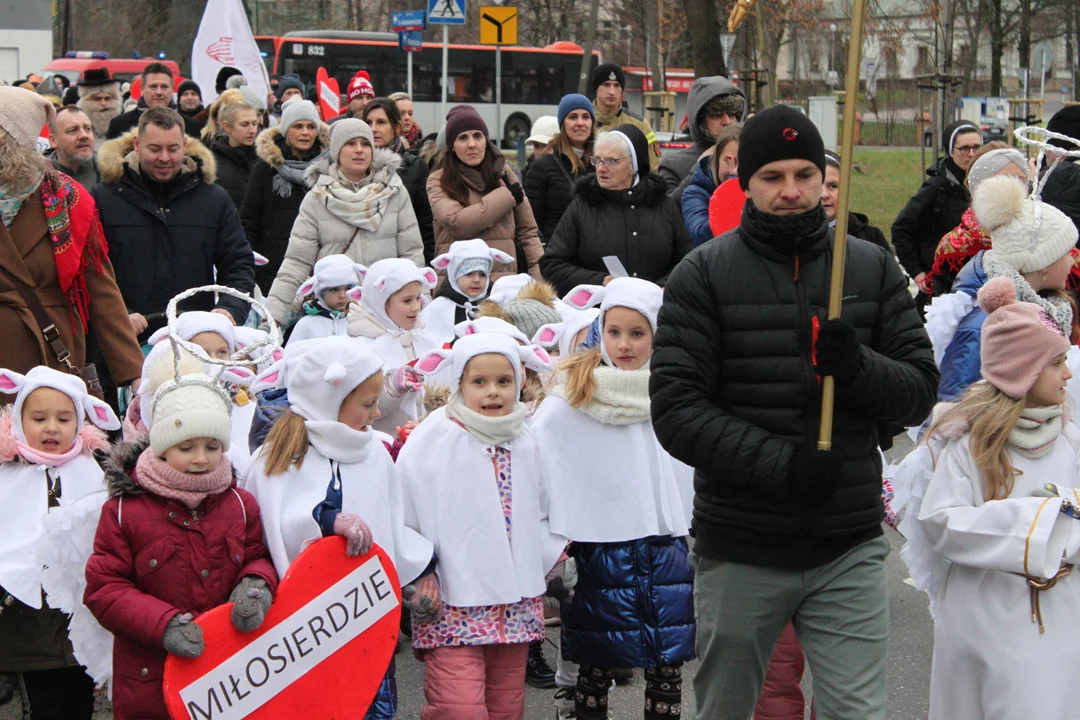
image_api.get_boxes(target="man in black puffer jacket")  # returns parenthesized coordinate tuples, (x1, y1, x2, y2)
(1041, 106, 1080, 234)
(651, 106, 937, 720)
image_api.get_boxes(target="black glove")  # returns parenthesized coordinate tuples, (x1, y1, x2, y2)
(787, 445, 844, 503)
(814, 318, 861, 382)
(163, 613, 204, 658)
(506, 180, 525, 206)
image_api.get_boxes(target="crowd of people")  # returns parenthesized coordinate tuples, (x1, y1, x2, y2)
(0, 53, 1079, 720)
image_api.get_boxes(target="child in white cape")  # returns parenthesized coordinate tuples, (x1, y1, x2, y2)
(398, 332, 570, 720)
(346, 258, 441, 435)
(0, 368, 120, 715)
(287, 254, 366, 346)
(530, 278, 693, 720)
(914, 277, 1080, 720)
(244, 337, 436, 720)
(421, 239, 514, 345)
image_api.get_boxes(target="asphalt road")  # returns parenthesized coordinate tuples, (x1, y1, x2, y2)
(1, 433, 934, 720)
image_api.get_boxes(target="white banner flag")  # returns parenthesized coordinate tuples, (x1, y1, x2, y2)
(191, 0, 270, 105)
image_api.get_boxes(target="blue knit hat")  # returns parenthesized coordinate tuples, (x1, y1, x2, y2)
(558, 94, 595, 129)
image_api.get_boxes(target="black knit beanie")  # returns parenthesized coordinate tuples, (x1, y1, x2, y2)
(942, 119, 980, 153)
(177, 79, 202, 100)
(1047, 105, 1080, 150)
(591, 63, 626, 97)
(737, 105, 825, 190)
(215, 66, 243, 95)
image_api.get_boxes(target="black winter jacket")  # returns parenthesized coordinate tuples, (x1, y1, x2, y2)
(241, 124, 330, 294)
(92, 132, 255, 328)
(846, 211, 891, 253)
(393, 141, 436, 264)
(891, 156, 970, 279)
(523, 147, 595, 242)
(210, 136, 257, 210)
(1042, 159, 1080, 236)
(650, 206, 937, 569)
(105, 99, 201, 140)
(540, 174, 692, 296)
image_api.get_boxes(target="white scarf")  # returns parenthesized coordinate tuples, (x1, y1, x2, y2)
(444, 393, 527, 447)
(315, 164, 400, 232)
(553, 365, 651, 425)
(348, 304, 422, 351)
(304, 420, 376, 464)
(1008, 405, 1064, 459)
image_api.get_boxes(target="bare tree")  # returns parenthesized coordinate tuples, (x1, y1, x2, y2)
(681, 0, 726, 76)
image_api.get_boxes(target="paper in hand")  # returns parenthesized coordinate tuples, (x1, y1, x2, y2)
(602, 256, 629, 279)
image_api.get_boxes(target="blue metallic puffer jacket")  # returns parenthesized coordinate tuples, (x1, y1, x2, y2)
(561, 536, 695, 669)
(681, 156, 717, 247)
(938, 251, 988, 401)
(364, 658, 396, 720)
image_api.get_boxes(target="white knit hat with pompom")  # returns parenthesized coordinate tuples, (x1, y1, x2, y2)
(975, 174, 1077, 273)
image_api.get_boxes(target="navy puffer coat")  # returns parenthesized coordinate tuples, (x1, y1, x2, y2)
(561, 536, 694, 669)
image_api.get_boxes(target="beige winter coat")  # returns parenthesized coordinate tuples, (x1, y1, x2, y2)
(265, 147, 424, 324)
(426, 159, 543, 283)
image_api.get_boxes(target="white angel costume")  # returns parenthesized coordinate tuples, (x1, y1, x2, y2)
(287, 254, 366, 346)
(912, 412, 1080, 720)
(0, 367, 122, 686)
(419, 239, 514, 346)
(399, 333, 566, 609)
(244, 338, 434, 584)
(346, 258, 443, 434)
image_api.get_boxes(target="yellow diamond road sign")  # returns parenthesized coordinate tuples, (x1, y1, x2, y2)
(480, 6, 518, 45)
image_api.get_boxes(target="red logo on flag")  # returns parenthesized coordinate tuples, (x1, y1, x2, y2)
(206, 37, 236, 65)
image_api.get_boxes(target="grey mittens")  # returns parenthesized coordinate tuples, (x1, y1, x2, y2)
(229, 576, 272, 632)
(163, 613, 204, 658)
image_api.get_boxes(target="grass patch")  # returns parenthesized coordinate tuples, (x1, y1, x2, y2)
(849, 147, 932, 244)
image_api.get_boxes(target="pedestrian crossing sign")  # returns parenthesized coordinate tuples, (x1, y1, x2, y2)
(429, 0, 466, 24)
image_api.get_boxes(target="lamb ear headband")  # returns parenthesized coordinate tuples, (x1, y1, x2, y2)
(532, 307, 601, 357)
(414, 332, 553, 394)
(562, 278, 663, 332)
(0, 366, 121, 441)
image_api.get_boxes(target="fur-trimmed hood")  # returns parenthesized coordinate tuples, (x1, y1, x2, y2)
(575, 172, 669, 207)
(104, 437, 239, 497)
(97, 130, 217, 185)
(303, 146, 404, 189)
(104, 437, 149, 497)
(254, 123, 331, 169)
(0, 405, 109, 463)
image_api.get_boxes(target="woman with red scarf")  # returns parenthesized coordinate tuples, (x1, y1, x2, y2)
(0, 88, 142, 400)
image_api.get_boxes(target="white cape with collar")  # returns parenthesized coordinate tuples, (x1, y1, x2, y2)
(530, 395, 690, 543)
(419, 296, 462, 348)
(396, 408, 566, 607)
(244, 433, 433, 585)
(353, 327, 442, 433)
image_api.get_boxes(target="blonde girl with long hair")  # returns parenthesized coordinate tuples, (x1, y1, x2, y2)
(913, 276, 1080, 720)
(243, 337, 437, 720)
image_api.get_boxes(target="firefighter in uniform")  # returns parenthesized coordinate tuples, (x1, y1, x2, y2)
(591, 63, 662, 171)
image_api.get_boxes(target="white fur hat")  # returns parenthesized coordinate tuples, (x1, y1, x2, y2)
(297, 254, 368, 299)
(148, 311, 236, 356)
(976, 175, 1078, 274)
(455, 317, 529, 345)
(532, 307, 601, 357)
(563, 278, 664, 332)
(0, 366, 120, 442)
(414, 332, 553, 394)
(430, 239, 513, 300)
(348, 258, 438, 332)
(253, 337, 384, 423)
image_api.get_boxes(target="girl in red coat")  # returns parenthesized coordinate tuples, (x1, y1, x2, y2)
(84, 350, 278, 720)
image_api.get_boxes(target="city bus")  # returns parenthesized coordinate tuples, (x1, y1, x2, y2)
(272, 30, 600, 147)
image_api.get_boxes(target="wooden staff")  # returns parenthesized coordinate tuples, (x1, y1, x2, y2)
(817, 0, 868, 450)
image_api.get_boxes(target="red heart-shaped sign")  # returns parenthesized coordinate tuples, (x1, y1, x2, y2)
(315, 67, 341, 121)
(708, 177, 746, 237)
(163, 537, 401, 720)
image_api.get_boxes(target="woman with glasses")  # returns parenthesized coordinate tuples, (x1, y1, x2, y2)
(523, 94, 596, 243)
(892, 120, 983, 307)
(540, 124, 691, 296)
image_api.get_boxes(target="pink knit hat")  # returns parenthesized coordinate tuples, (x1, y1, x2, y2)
(978, 276, 1071, 399)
